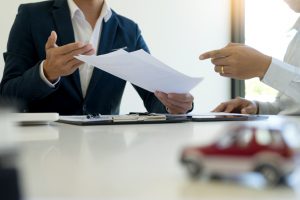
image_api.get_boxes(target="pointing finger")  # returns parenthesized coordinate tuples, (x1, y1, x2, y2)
(199, 48, 231, 60)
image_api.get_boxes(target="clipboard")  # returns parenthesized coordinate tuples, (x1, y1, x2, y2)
(58, 113, 268, 126)
(58, 113, 190, 126)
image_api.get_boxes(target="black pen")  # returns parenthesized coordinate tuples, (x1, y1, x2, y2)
(86, 113, 102, 119)
(129, 112, 150, 116)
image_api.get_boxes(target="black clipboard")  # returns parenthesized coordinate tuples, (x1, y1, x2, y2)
(58, 114, 190, 126)
(58, 113, 268, 126)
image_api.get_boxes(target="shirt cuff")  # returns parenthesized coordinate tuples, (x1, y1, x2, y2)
(40, 61, 60, 88)
(262, 57, 297, 93)
(255, 100, 280, 115)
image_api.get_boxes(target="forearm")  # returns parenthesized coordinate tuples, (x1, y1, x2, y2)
(262, 58, 300, 103)
(0, 61, 58, 101)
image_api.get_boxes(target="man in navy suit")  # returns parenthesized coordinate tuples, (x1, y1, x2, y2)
(0, 0, 194, 115)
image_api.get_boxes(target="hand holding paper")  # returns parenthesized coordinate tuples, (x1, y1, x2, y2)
(75, 49, 202, 114)
(75, 49, 203, 93)
(155, 91, 194, 114)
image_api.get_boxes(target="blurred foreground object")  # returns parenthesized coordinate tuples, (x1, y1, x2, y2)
(0, 106, 22, 200)
(180, 118, 300, 186)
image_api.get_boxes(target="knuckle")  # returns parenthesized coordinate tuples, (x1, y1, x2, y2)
(71, 49, 79, 55)
(228, 105, 236, 110)
(74, 43, 82, 49)
(211, 58, 217, 65)
(74, 43, 80, 49)
(236, 97, 243, 103)
(220, 102, 227, 107)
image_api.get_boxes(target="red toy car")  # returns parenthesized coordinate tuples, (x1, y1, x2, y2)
(180, 119, 300, 185)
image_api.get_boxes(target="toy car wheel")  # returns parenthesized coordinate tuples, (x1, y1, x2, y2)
(184, 160, 203, 178)
(256, 165, 281, 185)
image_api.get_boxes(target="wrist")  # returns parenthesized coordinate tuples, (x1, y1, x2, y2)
(43, 61, 58, 82)
(253, 101, 259, 114)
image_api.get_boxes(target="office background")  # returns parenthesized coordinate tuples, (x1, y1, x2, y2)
(0, 0, 231, 114)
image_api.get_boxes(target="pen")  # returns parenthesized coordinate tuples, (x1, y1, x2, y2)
(87, 113, 102, 119)
(129, 112, 150, 116)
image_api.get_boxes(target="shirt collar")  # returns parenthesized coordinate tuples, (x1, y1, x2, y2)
(67, 0, 112, 22)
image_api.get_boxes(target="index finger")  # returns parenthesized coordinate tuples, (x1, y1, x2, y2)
(56, 42, 86, 55)
(212, 103, 227, 112)
(199, 48, 230, 60)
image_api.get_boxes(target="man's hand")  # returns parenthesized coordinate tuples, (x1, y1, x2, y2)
(43, 31, 95, 82)
(155, 91, 194, 114)
(212, 97, 258, 114)
(199, 43, 272, 80)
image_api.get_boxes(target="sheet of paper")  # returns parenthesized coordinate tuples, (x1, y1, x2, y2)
(164, 112, 252, 117)
(76, 50, 203, 93)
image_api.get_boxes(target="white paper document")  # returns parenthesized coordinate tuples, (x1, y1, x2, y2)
(75, 50, 203, 93)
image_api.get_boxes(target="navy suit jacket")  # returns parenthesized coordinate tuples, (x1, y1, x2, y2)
(0, 0, 166, 115)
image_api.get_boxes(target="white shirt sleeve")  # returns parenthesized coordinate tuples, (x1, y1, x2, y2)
(256, 100, 281, 115)
(39, 61, 60, 88)
(262, 57, 300, 103)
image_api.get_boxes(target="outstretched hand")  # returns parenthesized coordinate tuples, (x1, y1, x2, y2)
(199, 43, 272, 80)
(43, 31, 95, 82)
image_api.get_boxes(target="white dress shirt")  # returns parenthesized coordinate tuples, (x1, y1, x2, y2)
(258, 17, 300, 115)
(40, 0, 112, 98)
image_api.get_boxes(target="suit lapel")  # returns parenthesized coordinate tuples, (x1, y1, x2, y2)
(85, 14, 119, 100)
(52, 0, 83, 98)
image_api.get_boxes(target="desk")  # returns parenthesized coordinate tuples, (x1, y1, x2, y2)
(14, 117, 300, 200)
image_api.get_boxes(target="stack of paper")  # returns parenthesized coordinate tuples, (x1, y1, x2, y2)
(76, 50, 203, 93)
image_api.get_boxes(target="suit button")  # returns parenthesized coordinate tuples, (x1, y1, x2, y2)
(82, 105, 87, 113)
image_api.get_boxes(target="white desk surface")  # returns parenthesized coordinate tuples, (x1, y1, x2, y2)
(14, 117, 300, 200)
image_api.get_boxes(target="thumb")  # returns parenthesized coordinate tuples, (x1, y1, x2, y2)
(241, 105, 257, 114)
(45, 31, 58, 50)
